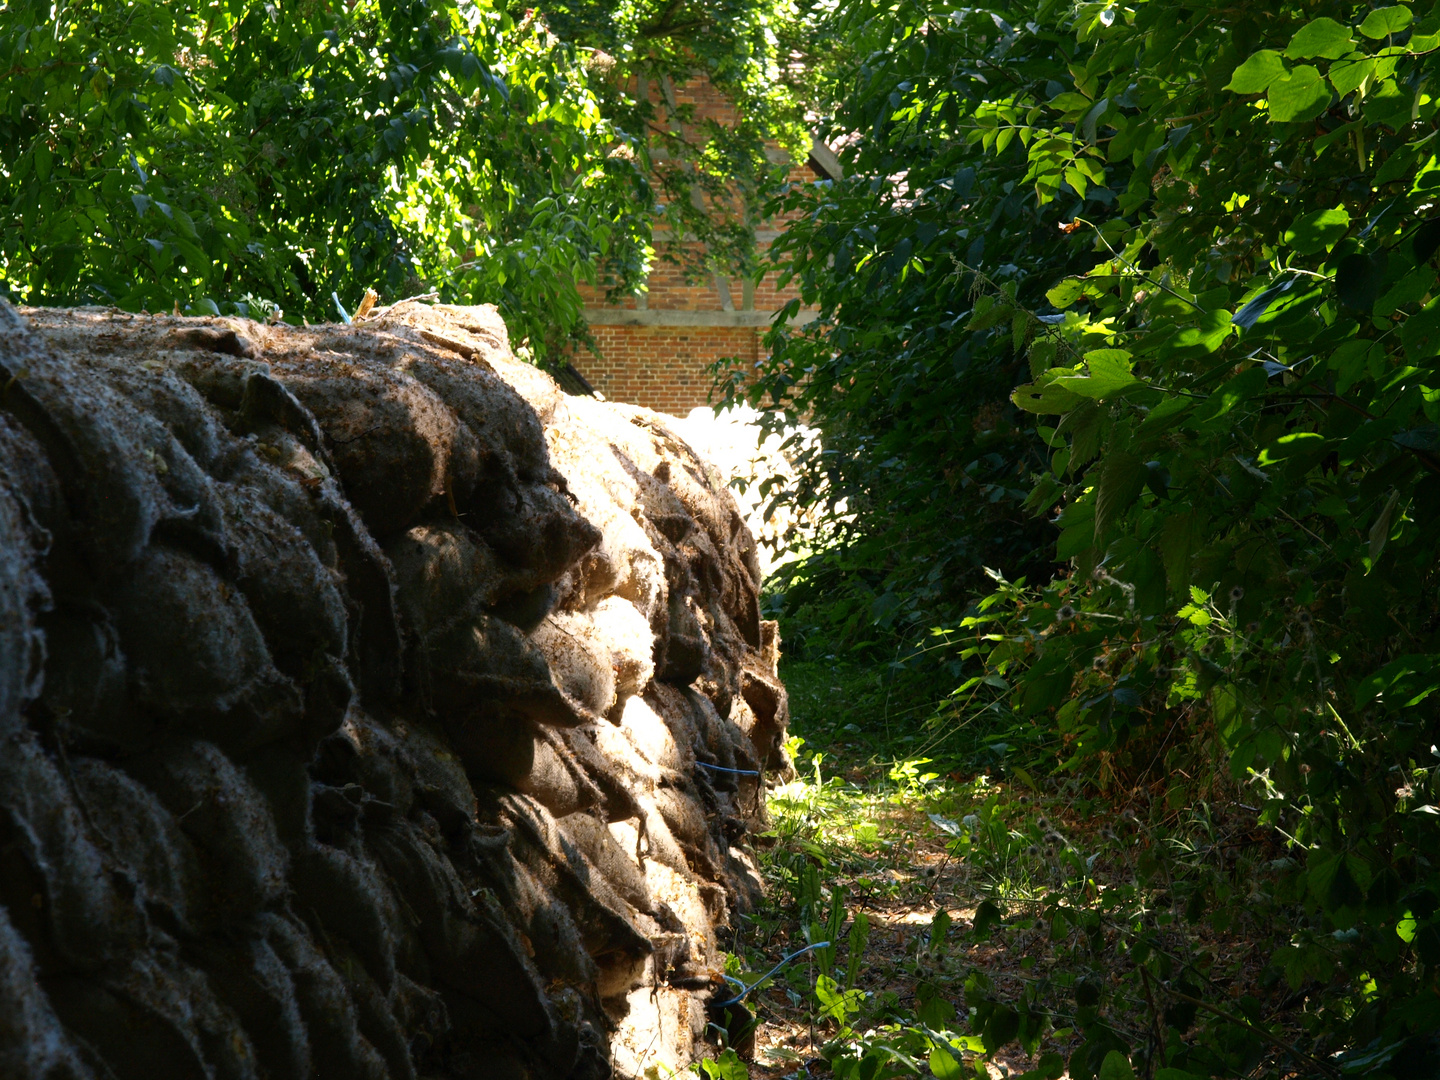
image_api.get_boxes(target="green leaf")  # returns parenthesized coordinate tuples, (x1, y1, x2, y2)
(972, 900, 1004, 938)
(699, 1049, 749, 1080)
(1098, 1050, 1137, 1080)
(1268, 65, 1332, 123)
(929, 908, 952, 952)
(1234, 277, 1297, 329)
(1057, 520, 1096, 559)
(1054, 349, 1139, 398)
(1067, 399, 1105, 468)
(1046, 279, 1084, 308)
(1329, 339, 1374, 392)
(1194, 367, 1268, 425)
(1177, 603, 1213, 627)
(1010, 764, 1040, 792)
(928, 1043, 967, 1080)
(1329, 55, 1375, 98)
(1159, 512, 1200, 597)
(1094, 449, 1146, 542)
(1169, 309, 1234, 352)
(1139, 395, 1193, 437)
(1257, 431, 1326, 465)
(1226, 50, 1286, 94)
(1365, 77, 1412, 127)
(1285, 17, 1355, 60)
(1012, 311, 1030, 351)
(982, 1004, 1020, 1051)
(1402, 297, 1440, 357)
(1376, 266, 1435, 316)
(1013, 382, 1084, 413)
(1370, 489, 1400, 566)
(1360, 6, 1413, 39)
(1283, 206, 1350, 254)
(1082, 97, 1110, 143)
(1415, 218, 1440, 263)
(1049, 92, 1095, 115)
(1337, 252, 1387, 310)
(1374, 142, 1422, 185)
(1355, 654, 1440, 707)
(845, 911, 870, 988)
(969, 294, 1010, 331)
(1029, 338, 1057, 377)
(1412, 24, 1440, 50)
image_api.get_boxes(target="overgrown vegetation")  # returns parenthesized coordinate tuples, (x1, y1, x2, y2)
(726, 0, 1440, 1075)
(694, 669, 1315, 1080)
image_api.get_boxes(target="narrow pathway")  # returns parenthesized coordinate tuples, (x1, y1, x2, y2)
(716, 660, 1301, 1080)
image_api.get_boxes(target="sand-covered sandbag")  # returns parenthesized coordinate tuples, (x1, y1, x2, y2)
(532, 609, 619, 718)
(0, 300, 790, 1079)
(112, 547, 306, 751)
(386, 519, 505, 640)
(271, 360, 462, 538)
(0, 905, 93, 1080)
(0, 443, 47, 738)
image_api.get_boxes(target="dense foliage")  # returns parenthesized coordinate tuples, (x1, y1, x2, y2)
(729, 0, 1440, 1075)
(0, 0, 806, 357)
(727, 0, 1093, 667)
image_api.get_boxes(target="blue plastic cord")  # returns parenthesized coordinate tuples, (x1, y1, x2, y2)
(695, 761, 761, 777)
(710, 941, 833, 1008)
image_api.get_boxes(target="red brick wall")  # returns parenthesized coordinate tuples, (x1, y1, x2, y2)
(579, 325, 761, 415)
(574, 74, 829, 416)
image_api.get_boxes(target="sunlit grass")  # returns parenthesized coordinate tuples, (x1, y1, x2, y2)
(701, 722, 1314, 1080)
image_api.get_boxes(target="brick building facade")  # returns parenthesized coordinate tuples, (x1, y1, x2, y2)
(571, 75, 839, 415)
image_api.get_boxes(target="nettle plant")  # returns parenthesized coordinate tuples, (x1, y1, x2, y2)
(955, 0, 1440, 1073)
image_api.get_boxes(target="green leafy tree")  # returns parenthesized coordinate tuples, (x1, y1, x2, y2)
(0, 0, 807, 356)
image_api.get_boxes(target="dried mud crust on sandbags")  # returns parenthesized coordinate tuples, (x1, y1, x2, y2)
(0, 300, 793, 1080)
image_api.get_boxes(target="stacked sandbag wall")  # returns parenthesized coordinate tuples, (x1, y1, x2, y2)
(0, 301, 791, 1080)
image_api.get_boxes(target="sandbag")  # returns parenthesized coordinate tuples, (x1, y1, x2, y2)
(425, 613, 596, 729)
(0, 301, 792, 1080)
(273, 360, 463, 538)
(0, 452, 47, 738)
(110, 546, 303, 751)
(0, 735, 144, 972)
(0, 904, 92, 1080)
(188, 928, 313, 1080)
(126, 741, 289, 923)
(387, 520, 505, 640)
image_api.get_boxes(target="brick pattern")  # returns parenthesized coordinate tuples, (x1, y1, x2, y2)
(575, 74, 829, 415)
(578, 324, 760, 415)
